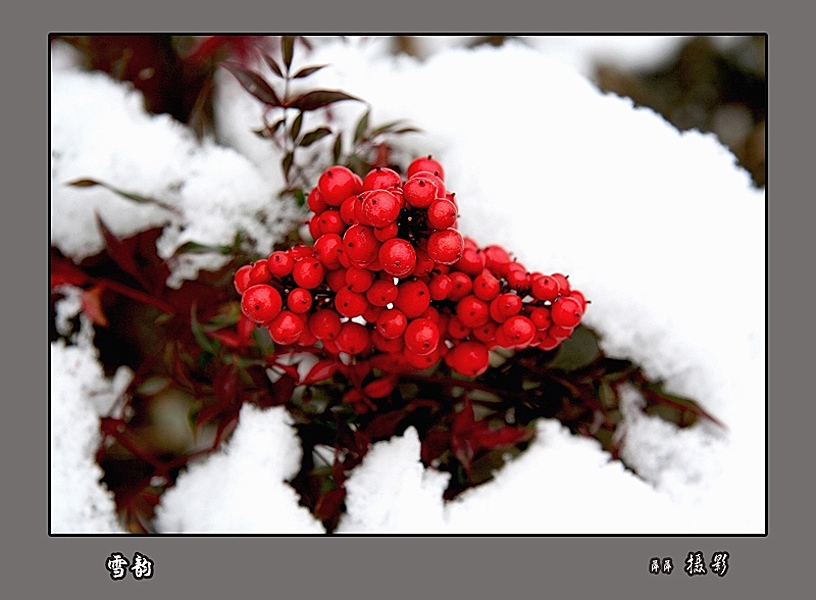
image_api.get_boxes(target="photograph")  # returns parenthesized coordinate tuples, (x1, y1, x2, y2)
(50, 34, 766, 536)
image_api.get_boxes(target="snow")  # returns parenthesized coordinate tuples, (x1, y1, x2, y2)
(50, 37, 765, 534)
(50, 310, 131, 533)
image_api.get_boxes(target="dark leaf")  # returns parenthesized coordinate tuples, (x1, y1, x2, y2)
(299, 127, 332, 148)
(474, 425, 533, 449)
(392, 126, 422, 135)
(353, 109, 370, 144)
(292, 64, 326, 79)
(364, 406, 412, 440)
(420, 430, 450, 464)
(369, 120, 409, 137)
(282, 36, 295, 71)
(282, 151, 294, 179)
(332, 133, 343, 163)
(261, 51, 284, 78)
(290, 112, 303, 141)
(221, 63, 281, 106)
(314, 487, 345, 522)
(95, 215, 147, 288)
(290, 90, 360, 112)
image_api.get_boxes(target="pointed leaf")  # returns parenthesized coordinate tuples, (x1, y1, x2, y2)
(362, 375, 397, 399)
(81, 285, 108, 327)
(221, 63, 281, 106)
(301, 359, 339, 385)
(299, 127, 332, 148)
(213, 363, 239, 403)
(353, 109, 370, 144)
(290, 112, 303, 141)
(95, 214, 146, 287)
(332, 133, 343, 163)
(474, 425, 533, 449)
(292, 64, 326, 79)
(50, 253, 90, 288)
(68, 178, 176, 212)
(282, 36, 295, 71)
(282, 151, 294, 179)
(290, 90, 360, 112)
(261, 51, 284, 78)
(190, 304, 219, 355)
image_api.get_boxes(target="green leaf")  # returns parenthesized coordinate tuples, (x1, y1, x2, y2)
(282, 36, 295, 72)
(548, 326, 601, 372)
(299, 127, 332, 148)
(67, 178, 176, 212)
(221, 63, 281, 106)
(292, 64, 326, 79)
(353, 109, 370, 144)
(173, 241, 233, 256)
(290, 90, 360, 112)
(190, 304, 219, 356)
(290, 112, 303, 141)
(292, 189, 307, 207)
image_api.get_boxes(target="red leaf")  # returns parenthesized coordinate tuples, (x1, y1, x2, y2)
(362, 376, 397, 399)
(81, 285, 109, 327)
(50, 251, 90, 288)
(213, 363, 239, 403)
(364, 406, 412, 440)
(474, 425, 533, 449)
(208, 329, 243, 349)
(314, 488, 345, 522)
(95, 215, 151, 291)
(420, 430, 450, 464)
(301, 359, 338, 385)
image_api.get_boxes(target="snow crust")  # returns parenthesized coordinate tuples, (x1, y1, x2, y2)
(50, 38, 765, 534)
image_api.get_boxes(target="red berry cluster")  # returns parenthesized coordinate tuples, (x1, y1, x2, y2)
(233, 156, 586, 379)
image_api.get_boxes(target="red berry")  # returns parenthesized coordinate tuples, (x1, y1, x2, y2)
(550, 296, 583, 328)
(326, 267, 349, 292)
(374, 222, 399, 242)
(402, 176, 439, 209)
(267, 310, 304, 345)
(531, 275, 560, 301)
(287, 287, 313, 313)
(339, 195, 361, 226)
(241, 284, 283, 323)
(472, 321, 497, 345)
(337, 321, 371, 355)
(318, 166, 362, 206)
(248, 259, 272, 285)
(403, 346, 442, 371)
(362, 166, 402, 191)
(456, 295, 490, 328)
(268, 250, 294, 278)
(447, 271, 473, 302)
(490, 293, 523, 321)
(446, 315, 471, 340)
(343, 224, 381, 267)
(500, 315, 536, 349)
(335, 288, 369, 318)
(506, 268, 530, 291)
(233, 265, 253, 294)
(453, 248, 484, 276)
(309, 309, 342, 341)
(314, 233, 344, 270)
(376, 308, 408, 340)
(428, 273, 452, 300)
(316, 209, 345, 235)
(426, 198, 457, 230)
(345, 266, 374, 293)
(371, 328, 404, 353)
(472, 272, 500, 301)
(549, 325, 574, 341)
(393, 279, 431, 318)
(366, 279, 399, 307)
(551, 273, 571, 295)
(307, 187, 328, 213)
(445, 341, 490, 377)
(530, 307, 552, 330)
(427, 229, 464, 265)
(403, 318, 440, 356)
(292, 258, 325, 289)
(378, 238, 417, 279)
(361, 189, 402, 228)
(407, 155, 445, 180)
(483, 245, 512, 271)
(568, 290, 587, 311)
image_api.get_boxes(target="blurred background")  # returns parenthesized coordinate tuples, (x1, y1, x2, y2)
(52, 35, 766, 187)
